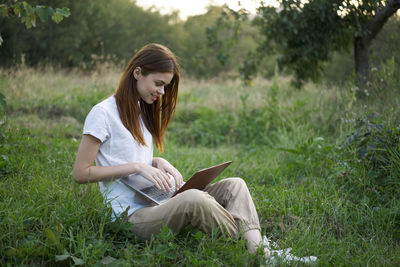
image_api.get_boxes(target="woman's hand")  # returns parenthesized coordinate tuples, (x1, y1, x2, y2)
(73, 135, 180, 192)
(152, 157, 183, 190)
(136, 163, 173, 192)
(74, 135, 163, 185)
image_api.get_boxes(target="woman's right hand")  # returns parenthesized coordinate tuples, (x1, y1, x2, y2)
(135, 163, 173, 192)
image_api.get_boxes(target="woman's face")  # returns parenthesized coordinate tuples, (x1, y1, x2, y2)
(134, 67, 174, 104)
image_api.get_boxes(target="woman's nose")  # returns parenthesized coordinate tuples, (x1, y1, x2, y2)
(157, 86, 165, 95)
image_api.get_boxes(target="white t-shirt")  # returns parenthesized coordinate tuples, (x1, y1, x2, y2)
(83, 95, 153, 218)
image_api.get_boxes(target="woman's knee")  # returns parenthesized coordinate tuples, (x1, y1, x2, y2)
(177, 189, 213, 208)
(223, 177, 248, 189)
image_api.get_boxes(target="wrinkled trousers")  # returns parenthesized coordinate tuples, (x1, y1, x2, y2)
(128, 177, 260, 240)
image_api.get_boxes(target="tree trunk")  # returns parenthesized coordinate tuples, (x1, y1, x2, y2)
(354, 36, 370, 90)
(353, 0, 400, 90)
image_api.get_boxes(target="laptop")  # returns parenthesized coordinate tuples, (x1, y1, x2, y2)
(121, 161, 232, 205)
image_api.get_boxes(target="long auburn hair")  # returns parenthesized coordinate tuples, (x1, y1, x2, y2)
(115, 43, 180, 152)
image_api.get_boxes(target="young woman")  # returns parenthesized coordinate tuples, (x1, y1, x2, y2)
(73, 43, 270, 257)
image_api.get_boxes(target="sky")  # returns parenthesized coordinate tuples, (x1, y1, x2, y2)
(135, 0, 279, 20)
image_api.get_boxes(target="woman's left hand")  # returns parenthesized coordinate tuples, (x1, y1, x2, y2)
(152, 157, 183, 189)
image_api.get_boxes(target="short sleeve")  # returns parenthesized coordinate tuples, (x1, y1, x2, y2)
(83, 105, 110, 143)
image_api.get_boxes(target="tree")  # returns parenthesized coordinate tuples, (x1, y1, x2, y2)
(255, 0, 400, 88)
(181, 5, 259, 78)
(0, 1, 70, 46)
(0, 0, 184, 68)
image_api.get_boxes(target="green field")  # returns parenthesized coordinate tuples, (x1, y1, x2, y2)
(1, 66, 399, 266)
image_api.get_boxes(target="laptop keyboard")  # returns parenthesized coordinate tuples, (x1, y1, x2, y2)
(141, 185, 175, 202)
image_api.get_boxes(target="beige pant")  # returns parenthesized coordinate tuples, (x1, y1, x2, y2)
(128, 177, 260, 240)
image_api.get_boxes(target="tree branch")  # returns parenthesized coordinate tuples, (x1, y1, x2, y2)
(349, 1, 362, 35)
(364, 0, 400, 42)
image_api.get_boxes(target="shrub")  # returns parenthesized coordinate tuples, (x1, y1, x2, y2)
(0, 90, 8, 178)
(340, 113, 400, 202)
(169, 82, 289, 148)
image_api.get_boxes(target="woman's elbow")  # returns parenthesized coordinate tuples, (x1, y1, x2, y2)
(73, 166, 87, 184)
(73, 176, 85, 184)
(73, 173, 84, 184)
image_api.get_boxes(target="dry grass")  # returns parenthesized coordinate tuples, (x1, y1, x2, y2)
(179, 76, 283, 111)
(2, 65, 119, 107)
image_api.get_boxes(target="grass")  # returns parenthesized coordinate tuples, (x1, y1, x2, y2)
(0, 65, 399, 266)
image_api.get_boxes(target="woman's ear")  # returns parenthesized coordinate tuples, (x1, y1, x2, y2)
(133, 67, 141, 80)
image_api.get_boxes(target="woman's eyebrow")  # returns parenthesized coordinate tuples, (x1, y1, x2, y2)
(156, 80, 169, 85)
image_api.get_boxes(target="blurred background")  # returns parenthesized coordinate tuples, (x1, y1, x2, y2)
(1, 0, 397, 86)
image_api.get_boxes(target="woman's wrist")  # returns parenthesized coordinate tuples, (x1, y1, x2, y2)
(130, 162, 144, 174)
(152, 157, 164, 168)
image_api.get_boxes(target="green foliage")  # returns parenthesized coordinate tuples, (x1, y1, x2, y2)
(254, 0, 399, 87)
(202, 5, 277, 83)
(1, 3, 261, 79)
(169, 83, 289, 147)
(235, 82, 285, 146)
(369, 56, 400, 96)
(324, 16, 400, 86)
(0, 0, 184, 69)
(1, 0, 399, 85)
(255, 0, 352, 87)
(0, 91, 5, 113)
(239, 50, 264, 85)
(169, 107, 235, 147)
(0, 1, 70, 45)
(341, 113, 400, 200)
(323, 51, 355, 85)
(181, 5, 259, 79)
(179, 6, 230, 78)
(206, 5, 248, 66)
(0, 82, 7, 177)
(371, 16, 400, 79)
(278, 136, 336, 174)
